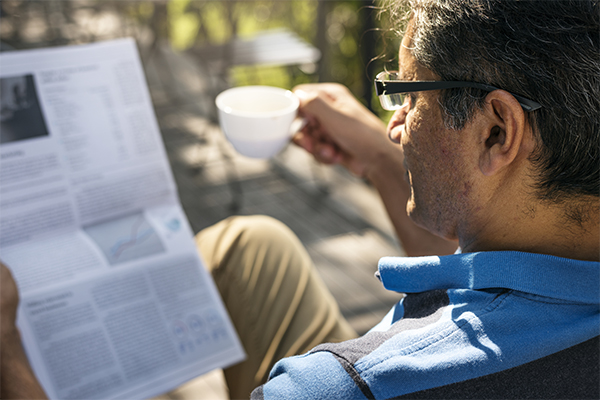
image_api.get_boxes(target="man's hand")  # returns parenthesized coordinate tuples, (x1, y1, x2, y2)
(1, 262, 20, 336)
(1, 262, 48, 400)
(293, 83, 400, 179)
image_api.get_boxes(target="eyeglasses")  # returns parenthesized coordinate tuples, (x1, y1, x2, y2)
(374, 71, 542, 112)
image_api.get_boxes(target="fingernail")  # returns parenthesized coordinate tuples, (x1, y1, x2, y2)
(320, 147, 331, 159)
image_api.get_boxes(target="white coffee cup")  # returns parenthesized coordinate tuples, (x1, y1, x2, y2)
(215, 86, 301, 158)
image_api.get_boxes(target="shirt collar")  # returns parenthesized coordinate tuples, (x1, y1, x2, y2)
(377, 251, 600, 304)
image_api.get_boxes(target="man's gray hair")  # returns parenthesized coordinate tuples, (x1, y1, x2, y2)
(387, 0, 599, 203)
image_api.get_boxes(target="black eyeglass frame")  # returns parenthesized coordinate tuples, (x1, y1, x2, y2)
(374, 78, 542, 112)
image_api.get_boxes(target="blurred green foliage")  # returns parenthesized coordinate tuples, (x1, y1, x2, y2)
(165, 0, 402, 119)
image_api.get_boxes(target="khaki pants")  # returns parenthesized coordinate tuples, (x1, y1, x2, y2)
(195, 215, 357, 400)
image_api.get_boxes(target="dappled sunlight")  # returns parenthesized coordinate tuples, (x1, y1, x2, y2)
(308, 229, 404, 334)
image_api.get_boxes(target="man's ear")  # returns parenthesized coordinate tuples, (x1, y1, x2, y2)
(478, 90, 528, 176)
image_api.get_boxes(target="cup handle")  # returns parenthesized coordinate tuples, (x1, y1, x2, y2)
(289, 118, 308, 135)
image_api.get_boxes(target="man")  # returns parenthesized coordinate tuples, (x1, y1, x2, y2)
(246, 0, 599, 398)
(2, 0, 598, 399)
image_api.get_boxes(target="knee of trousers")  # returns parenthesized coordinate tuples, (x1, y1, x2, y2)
(196, 215, 318, 342)
(196, 214, 310, 279)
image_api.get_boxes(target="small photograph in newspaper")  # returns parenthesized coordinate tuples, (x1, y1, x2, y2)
(0, 74, 50, 144)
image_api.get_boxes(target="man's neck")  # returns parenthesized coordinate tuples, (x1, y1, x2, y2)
(460, 197, 599, 262)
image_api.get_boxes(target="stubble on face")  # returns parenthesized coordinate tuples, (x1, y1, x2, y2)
(402, 95, 473, 240)
(397, 24, 476, 241)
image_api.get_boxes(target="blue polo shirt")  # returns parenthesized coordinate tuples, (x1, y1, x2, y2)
(252, 251, 600, 399)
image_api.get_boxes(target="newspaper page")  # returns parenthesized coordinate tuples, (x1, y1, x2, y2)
(0, 38, 245, 400)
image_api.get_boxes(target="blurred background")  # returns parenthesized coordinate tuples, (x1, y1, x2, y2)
(1, 1, 407, 397)
(1, 0, 403, 118)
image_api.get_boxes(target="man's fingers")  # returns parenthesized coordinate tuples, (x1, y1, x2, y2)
(292, 131, 342, 165)
(294, 88, 346, 135)
(292, 131, 314, 152)
(1, 263, 20, 334)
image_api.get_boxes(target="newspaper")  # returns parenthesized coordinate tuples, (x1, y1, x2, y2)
(0, 38, 245, 400)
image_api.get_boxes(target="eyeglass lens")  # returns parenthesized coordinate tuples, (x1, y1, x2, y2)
(377, 71, 409, 111)
(379, 93, 407, 110)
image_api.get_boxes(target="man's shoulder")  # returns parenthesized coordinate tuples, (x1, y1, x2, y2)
(254, 252, 599, 399)
(255, 285, 599, 399)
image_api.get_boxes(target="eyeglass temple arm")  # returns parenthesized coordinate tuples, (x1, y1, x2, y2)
(375, 80, 542, 112)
